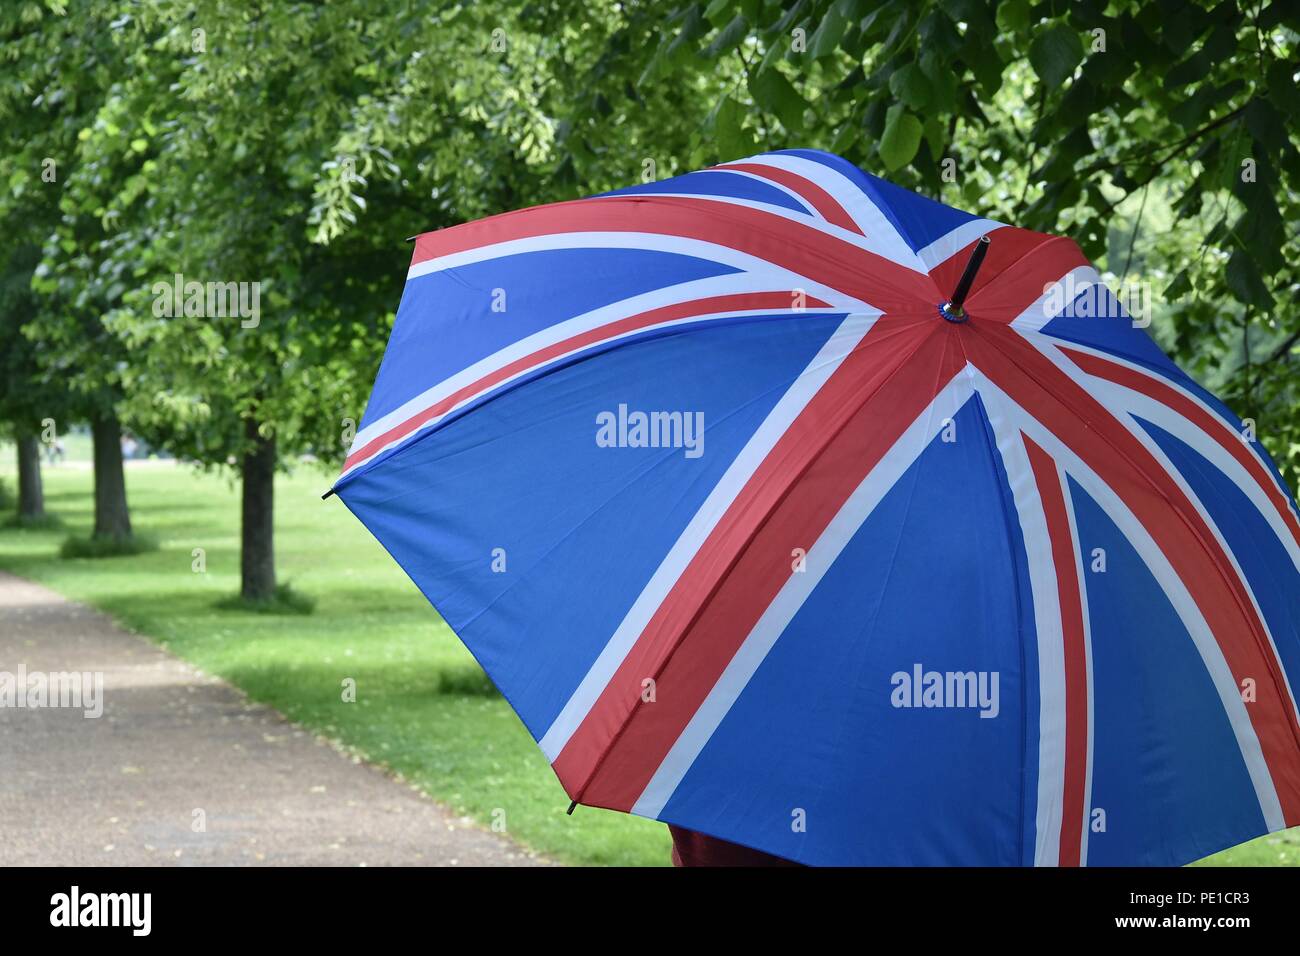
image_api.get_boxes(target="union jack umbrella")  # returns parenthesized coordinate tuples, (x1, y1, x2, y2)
(331, 149, 1300, 866)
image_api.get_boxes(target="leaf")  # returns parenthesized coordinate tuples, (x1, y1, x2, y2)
(809, 5, 849, 59)
(967, 43, 1005, 97)
(748, 68, 807, 131)
(710, 95, 753, 160)
(667, 3, 708, 57)
(1245, 98, 1287, 155)
(1169, 85, 1216, 130)
(888, 62, 932, 110)
(1266, 60, 1300, 117)
(860, 1, 901, 41)
(918, 9, 963, 56)
(939, 0, 996, 37)
(918, 50, 958, 113)
(1165, 51, 1211, 89)
(996, 0, 1031, 34)
(1029, 22, 1082, 90)
(703, 0, 733, 26)
(923, 115, 946, 159)
(1163, 269, 1192, 300)
(705, 14, 748, 58)
(879, 104, 923, 171)
(1234, 187, 1285, 274)
(1201, 21, 1238, 63)
(1225, 250, 1274, 310)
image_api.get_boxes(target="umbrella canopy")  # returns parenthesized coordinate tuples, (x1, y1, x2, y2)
(332, 149, 1300, 866)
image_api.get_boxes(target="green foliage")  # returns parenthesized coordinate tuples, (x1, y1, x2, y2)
(435, 663, 503, 698)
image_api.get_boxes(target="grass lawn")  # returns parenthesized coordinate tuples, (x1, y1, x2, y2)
(0, 454, 1296, 867)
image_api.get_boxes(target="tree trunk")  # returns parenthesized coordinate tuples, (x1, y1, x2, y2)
(91, 412, 133, 540)
(16, 433, 44, 520)
(240, 419, 277, 601)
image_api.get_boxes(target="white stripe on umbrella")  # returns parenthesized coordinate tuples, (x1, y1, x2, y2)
(404, 229, 884, 291)
(978, 384, 1070, 867)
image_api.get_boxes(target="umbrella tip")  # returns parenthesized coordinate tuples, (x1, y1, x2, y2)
(321, 488, 336, 500)
(566, 800, 577, 815)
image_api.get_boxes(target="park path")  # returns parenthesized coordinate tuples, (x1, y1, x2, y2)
(0, 571, 548, 866)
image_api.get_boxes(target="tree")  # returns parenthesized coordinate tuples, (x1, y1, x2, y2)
(0, 244, 55, 524)
(1, 0, 139, 540)
(37, 0, 607, 602)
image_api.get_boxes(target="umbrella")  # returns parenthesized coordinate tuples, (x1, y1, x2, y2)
(330, 149, 1300, 866)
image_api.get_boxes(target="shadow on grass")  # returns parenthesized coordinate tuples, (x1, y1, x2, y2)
(435, 662, 501, 698)
(60, 533, 161, 559)
(3, 513, 65, 531)
(213, 582, 317, 615)
(218, 660, 502, 722)
(0, 550, 66, 571)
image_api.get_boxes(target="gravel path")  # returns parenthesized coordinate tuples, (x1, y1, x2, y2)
(0, 571, 548, 866)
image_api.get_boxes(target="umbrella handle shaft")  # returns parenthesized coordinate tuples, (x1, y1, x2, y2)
(949, 235, 991, 311)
